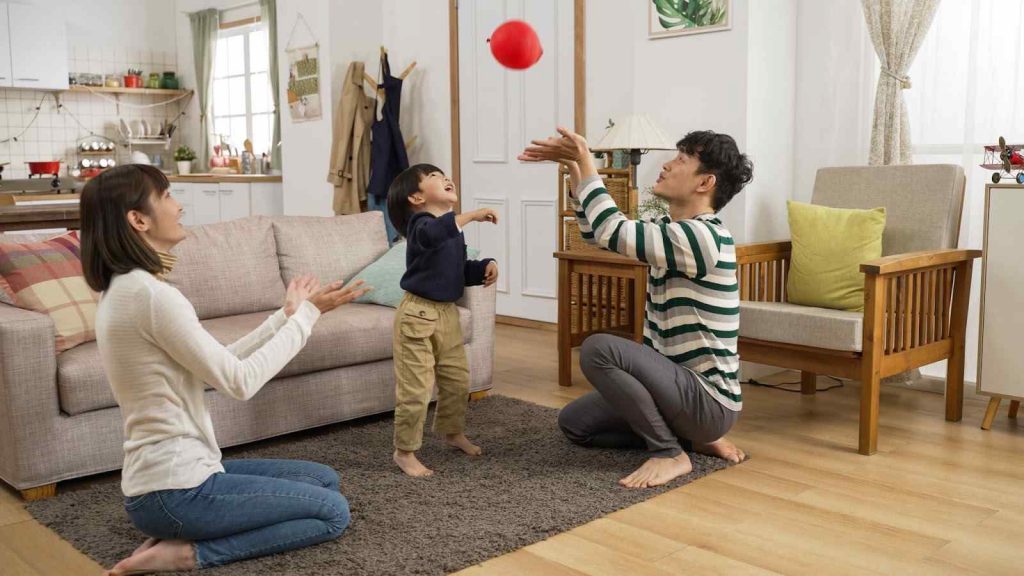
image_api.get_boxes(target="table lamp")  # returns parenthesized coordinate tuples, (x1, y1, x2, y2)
(591, 114, 675, 188)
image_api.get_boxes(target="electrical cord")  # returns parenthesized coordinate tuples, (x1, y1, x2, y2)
(744, 376, 845, 394)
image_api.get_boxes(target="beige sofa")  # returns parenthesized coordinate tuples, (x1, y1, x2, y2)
(0, 212, 496, 498)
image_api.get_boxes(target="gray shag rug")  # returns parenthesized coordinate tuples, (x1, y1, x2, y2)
(26, 395, 734, 575)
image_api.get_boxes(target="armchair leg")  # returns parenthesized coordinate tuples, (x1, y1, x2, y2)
(1009, 400, 1020, 419)
(859, 371, 880, 455)
(945, 261, 972, 423)
(801, 371, 817, 395)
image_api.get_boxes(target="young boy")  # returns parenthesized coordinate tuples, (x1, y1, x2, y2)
(520, 128, 752, 488)
(386, 164, 499, 477)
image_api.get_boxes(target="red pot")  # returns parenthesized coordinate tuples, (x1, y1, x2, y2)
(124, 75, 142, 88)
(27, 160, 61, 176)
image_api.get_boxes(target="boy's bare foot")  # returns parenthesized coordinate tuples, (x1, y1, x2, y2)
(619, 453, 693, 489)
(444, 433, 482, 456)
(694, 437, 746, 463)
(393, 449, 434, 477)
(105, 539, 195, 575)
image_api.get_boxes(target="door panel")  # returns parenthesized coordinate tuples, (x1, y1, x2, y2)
(458, 0, 572, 321)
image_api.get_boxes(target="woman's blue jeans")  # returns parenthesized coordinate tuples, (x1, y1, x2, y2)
(124, 459, 349, 569)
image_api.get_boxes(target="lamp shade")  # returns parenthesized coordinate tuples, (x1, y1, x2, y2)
(591, 114, 675, 151)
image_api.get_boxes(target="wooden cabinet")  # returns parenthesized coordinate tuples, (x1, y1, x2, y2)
(978, 183, 1024, 428)
(169, 181, 282, 226)
(6, 3, 68, 90)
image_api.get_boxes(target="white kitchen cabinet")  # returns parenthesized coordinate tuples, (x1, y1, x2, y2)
(170, 180, 281, 226)
(7, 3, 68, 90)
(250, 182, 284, 216)
(169, 184, 195, 227)
(218, 183, 250, 222)
(0, 5, 12, 88)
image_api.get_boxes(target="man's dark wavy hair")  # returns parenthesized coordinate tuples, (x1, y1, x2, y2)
(676, 131, 753, 211)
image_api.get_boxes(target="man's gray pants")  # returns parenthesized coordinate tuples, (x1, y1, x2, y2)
(558, 333, 738, 458)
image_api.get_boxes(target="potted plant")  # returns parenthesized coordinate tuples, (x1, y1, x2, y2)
(174, 146, 197, 175)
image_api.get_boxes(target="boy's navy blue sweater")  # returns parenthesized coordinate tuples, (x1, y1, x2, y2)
(401, 211, 495, 303)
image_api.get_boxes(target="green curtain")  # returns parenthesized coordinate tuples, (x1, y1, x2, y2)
(189, 9, 219, 170)
(260, 0, 281, 170)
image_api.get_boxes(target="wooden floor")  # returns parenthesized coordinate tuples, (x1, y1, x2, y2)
(2, 324, 1023, 575)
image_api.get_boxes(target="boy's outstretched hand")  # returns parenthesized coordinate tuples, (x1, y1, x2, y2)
(483, 261, 499, 287)
(457, 208, 499, 228)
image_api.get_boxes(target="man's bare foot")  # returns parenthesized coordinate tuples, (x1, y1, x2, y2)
(131, 537, 159, 556)
(393, 449, 434, 477)
(444, 433, 482, 456)
(619, 453, 693, 489)
(105, 539, 195, 575)
(695, 437, 746, 463)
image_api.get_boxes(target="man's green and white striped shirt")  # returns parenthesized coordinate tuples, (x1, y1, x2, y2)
(570, 176, 741, 411)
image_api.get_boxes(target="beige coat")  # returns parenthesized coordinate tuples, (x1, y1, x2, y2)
(328, 61, 374, 215)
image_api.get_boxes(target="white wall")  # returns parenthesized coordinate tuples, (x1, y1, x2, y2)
(745, 0, 797, 243)
(792, 0, 874, 203)
(274, 0, 334, 216)
(629, 0, 750, 242)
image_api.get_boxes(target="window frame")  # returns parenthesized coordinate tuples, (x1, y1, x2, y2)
(211, 22, 273, 154)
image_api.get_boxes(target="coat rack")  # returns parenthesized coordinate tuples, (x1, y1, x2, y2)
(361, 46, 418, 150)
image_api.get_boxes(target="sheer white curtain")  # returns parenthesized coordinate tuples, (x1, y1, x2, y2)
(905, 0, 1024, 380)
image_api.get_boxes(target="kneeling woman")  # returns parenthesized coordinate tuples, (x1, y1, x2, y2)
(81, 165, 369, 574)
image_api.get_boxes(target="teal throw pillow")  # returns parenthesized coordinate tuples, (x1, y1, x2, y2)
(349, 242, 480, 308)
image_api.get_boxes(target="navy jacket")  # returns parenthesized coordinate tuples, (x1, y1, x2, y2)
(400, 211, 495, 303)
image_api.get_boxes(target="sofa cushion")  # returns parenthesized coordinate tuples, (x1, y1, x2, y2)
(273, 212, 389, 285)
(55, 304, 474, 416)
(166, 216, 285, 320)
(740, 301, 863, 353)
(0, 231, 98, 352)
(203, 304, 473, 379)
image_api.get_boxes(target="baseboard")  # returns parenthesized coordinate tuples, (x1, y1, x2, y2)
(496, 315, 557, 331)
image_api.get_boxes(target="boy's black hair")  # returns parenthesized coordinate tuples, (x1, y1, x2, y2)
(676, 131, 753, 211)
(387, 163, 445, 238)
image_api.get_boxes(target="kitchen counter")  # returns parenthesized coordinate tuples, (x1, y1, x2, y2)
(166, 174, 282, 183)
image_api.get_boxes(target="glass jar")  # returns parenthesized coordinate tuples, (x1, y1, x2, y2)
(159, 72, 179, 90)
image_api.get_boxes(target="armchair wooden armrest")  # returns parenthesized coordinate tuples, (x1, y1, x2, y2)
(736, 240, 792, 263)
(860, 249, 982, 276)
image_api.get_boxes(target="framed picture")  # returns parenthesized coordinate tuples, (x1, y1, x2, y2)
(648, 0, 731, 39)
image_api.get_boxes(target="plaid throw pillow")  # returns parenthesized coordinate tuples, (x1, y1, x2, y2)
(0, 231, 99, 352)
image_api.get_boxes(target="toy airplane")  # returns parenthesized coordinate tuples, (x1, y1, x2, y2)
(981, 136, 1024, 184)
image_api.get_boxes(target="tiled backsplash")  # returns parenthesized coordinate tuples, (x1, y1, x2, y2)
(0, 45, 189, 180)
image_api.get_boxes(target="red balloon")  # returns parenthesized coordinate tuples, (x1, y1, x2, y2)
(489, 20, 543, 70)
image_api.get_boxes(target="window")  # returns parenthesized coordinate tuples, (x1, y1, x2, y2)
(212, 24, 275, 157)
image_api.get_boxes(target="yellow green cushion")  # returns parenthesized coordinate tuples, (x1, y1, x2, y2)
(786, 201, 886, 312)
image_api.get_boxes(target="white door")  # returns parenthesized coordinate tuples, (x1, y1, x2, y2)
(218, 183, 251, 222)
(0, 5, 12, 88)
(458, 0, 574, 322)
(8, 3, 68, 90)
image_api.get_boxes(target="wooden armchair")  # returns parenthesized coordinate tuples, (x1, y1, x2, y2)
(736, 165, 981, 455)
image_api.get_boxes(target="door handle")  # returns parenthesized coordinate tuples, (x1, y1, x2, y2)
(16, 78, 39, 82)
(203, 190, 218, 196)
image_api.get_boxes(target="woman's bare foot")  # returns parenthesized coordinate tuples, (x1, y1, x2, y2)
(695, 437, 746, 463)
(444, 433, 482, 456)
(619, 453, 693, 489)
(105, 539, 195, 575)
(393, 449, 434, 477)
(131, 537, 159, 556)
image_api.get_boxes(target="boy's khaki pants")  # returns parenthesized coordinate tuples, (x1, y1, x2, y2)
(393, 293, 470, 452)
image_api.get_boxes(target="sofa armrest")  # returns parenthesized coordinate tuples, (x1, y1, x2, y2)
(0, 303, 60, 490)
(457, 284, 497, 346)
(860, 249, 982, 276)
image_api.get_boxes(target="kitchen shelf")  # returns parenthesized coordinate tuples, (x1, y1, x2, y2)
(67, 86, 192, 96)
(127, 138, 171, 145)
